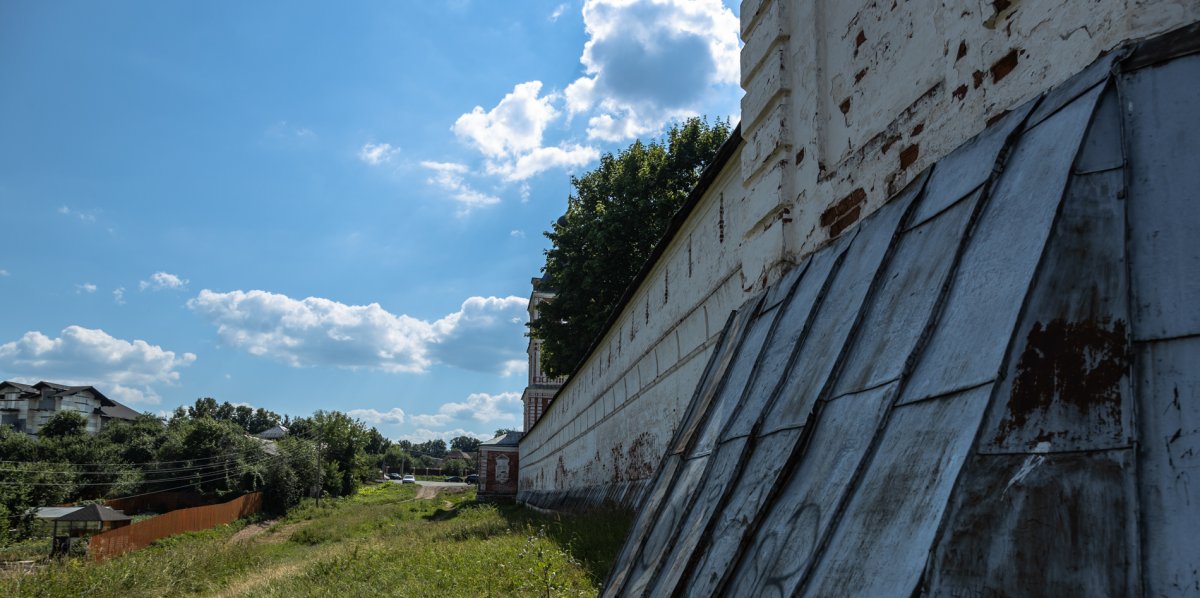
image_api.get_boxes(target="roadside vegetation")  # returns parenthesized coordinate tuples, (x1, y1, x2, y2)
(1, 483, 632, 597)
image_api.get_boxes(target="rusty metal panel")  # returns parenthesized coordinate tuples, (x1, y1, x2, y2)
(981, 163, 1131, 451)
(1135, 336, 1200, 596)
(679, 428, 803, 597)
(925, 451, 1137, 597)
(763, 190, 912, 434)
(723, 242, 845, 441)
(1123, 55, 1200, 340)
(801, 384, 992, 598)
(833, 188, 979, 397)
(723, 383, 898, 597)
(908, 99, 1035, 228)
(900, 85, 1102, 405)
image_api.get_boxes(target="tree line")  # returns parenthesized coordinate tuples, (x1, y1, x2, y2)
(0, 398, 489, 545)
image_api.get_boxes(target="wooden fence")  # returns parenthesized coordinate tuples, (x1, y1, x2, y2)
(89, 492, 262, 561)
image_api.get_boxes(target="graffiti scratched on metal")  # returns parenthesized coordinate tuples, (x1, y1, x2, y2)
(603, 36, 1200, 598)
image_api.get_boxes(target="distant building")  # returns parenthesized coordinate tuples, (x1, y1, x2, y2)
(521, 277, 566, 432)
(255, 424, 288, 439)
(477, 431, 522, 502)
(0, 381, 139, 435)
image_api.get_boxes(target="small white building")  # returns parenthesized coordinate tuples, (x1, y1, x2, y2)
(0, 380, 139, 435)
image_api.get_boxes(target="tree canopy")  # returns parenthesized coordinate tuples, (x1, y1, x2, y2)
(530, 116, 731, 376)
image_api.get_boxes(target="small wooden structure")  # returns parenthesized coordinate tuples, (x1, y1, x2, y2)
(47, 504, 131, 556)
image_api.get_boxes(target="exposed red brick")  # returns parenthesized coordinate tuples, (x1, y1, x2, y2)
(911, 123, 925, 136)
(900, 144, 920, 170)
(991, 49, 1020, 82)
(856, 30, 867, 48)
(881, 134, 902, 154)
(829, 205, 863, 237)
(821, 188, 867, 228)
(956, 41, 969, 61)
(953, 84, 969, 100)
(973, 70, 986, 88)
(986, 109, 1011, 127)
(795, 148, 805, 164)
(839, 97, 852, 115)
(855, 67, 868, 84)
(992, 0, 1012, 13)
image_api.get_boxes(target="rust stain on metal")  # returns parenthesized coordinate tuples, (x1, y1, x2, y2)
(996, 318, 1129, 442)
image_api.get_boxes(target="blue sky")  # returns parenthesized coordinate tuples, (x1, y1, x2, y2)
(0, 0, 742, 442)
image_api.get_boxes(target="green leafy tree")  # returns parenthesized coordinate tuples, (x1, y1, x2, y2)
(37, 410, 88, 438)
(493, 428, 519, 438)
(449, 435, 481, 453)
(530, 116, 731, 376)
(188, 397, 219, 419)
(443, 458, 470, 476)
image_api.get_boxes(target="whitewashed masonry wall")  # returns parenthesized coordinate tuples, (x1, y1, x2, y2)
(518, 0, 1200, 508)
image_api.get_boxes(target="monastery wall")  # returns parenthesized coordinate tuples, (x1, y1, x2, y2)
(518, 0, 1199, 509)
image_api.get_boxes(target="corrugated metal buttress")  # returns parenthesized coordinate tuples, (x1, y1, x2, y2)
(602, 24, 1200, 598)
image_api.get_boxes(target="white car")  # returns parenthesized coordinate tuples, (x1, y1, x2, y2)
(402, 474, 416, 484)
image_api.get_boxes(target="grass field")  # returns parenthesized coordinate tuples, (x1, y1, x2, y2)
(0, 484, 632, 597)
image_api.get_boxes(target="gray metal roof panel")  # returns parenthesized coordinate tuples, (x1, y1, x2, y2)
(900, 84, 1101, 405)
(1132, 336, 1200, 595)
(1123, 55, 1200, 341)
(802, 384, 991, 597)
(762, 189, 912, 434)
(908, 98, 1035, 228)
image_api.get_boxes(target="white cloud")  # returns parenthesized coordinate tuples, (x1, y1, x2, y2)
(510, 229, 525, 238)
(420, 161, 500, 214)
(139, 271, 188, 291)
(454, 81, 560, 160)
(0, 326, 196, 406)
(113, 287, 126, 305)
(187, 289, 528, 375)
(358, 142, 400, 166)
(408, 391, 522, 432)
(57, 206, 98, 222)
(348, 407, 407, 425)
(486, 144, 599, 181)
(76, 283, 97, 294)
(571, 0, 741, 141)
(400, 428, 493, 443)
(550, 3, 569, 21)
(451, 81, 600, 183)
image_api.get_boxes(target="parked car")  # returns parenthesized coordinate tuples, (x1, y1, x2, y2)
(444, 476, 463, 483)
(402, 474, 416, 484)
(465, 474, 479, 484)
(388, 473, 402, 480)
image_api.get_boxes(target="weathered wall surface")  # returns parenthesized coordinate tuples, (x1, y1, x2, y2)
(741, 0, 1200, 279)
(518, 0, 1200, 510)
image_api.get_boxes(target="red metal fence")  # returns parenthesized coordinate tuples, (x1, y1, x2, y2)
(89, 492, 262, 561)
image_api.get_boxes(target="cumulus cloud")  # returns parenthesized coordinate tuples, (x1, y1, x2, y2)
(76, 283, 97, 294)
(187, 289, 528, 375)
(139, 271, 188, 291)
(113, 287, 126, 305)
(400, 428, 493, 443)
(0, 326, 196, 405)
(420, 161, 500, 214)
(570, 0, 740, 141)
(451, 81, 600, 183)
(358, 142, 399, 165)
(347, 407, 407, 425)
(409, 391, 522, 430)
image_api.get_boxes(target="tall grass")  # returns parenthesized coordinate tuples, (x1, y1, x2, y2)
(0, 483, 632, 597)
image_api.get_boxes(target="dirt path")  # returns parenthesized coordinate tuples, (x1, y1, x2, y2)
(415, 485, 438, 500)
